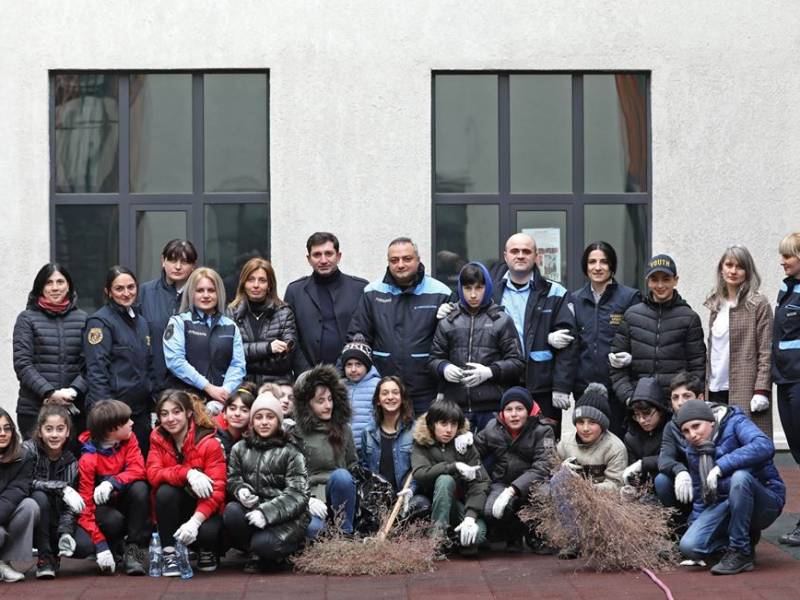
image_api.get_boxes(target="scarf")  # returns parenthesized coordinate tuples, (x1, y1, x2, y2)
(696, 440, 717, 505)
(37, 296, 70, 314)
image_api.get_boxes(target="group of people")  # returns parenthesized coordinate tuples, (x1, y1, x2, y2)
(3, 228, 799, 580)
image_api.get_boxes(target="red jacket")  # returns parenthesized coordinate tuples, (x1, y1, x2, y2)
(146, 420, 226, 520)
(77, 431, 146, 550)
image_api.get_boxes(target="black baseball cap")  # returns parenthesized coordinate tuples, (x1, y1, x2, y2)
(645, 254, 677, 278)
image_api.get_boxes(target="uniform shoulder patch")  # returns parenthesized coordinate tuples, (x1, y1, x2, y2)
(87, 327, 103, 345)
(164, 323, 174, 341)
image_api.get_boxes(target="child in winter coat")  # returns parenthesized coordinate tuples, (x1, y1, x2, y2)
(215, 382, 257, 456)
(75, 399, 150, 575)
(147, 390, 227, 575)
(224, 391, 309, 573)
(341, 339, 380, 452)
(25, 405, 84, 579)
(622, 377, 670, 491)
(411, 399, 490, 555)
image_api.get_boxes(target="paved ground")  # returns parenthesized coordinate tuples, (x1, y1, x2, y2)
(3, 453, 798, 600)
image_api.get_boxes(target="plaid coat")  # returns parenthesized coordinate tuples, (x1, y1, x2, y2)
(704, 292, 773, 436)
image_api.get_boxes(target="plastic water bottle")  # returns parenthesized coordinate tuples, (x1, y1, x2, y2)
(175, 540, 193, 580)
(148, 532, 162, 577)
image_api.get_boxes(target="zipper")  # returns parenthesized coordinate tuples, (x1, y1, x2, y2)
(655, 304, 662, 374)
(467, 313, 475, 413)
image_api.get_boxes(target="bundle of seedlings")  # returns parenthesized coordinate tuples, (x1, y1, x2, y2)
(519, 462, 678, 572)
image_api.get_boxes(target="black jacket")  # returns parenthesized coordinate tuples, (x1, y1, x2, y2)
(772, 276, 800, 384)
(139, 271, 183, 391)
(0, 447, 34, 526)
(658, 417, 688, 477)
(13, 293, 88, 417)
(624, 419, 667, 482)
(227, 299, 296, 385)
(610, 291, 706, 404)
(284, 270, 367, 373)
(23, 439, 79, 536)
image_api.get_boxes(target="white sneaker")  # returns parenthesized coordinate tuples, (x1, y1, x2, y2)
(679, 558, 707, 567)
(0, 560, 25, 582)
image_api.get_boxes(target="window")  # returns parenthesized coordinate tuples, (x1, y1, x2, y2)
(50, 71, 269, 311)
(433, 72, 650, 292)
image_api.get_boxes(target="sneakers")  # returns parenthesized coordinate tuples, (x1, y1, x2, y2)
(710, 548, 755, 575)
(162, 551, 181, 577)
(196, 551, 218, 573)
(36, 556, 59, 580)
(123, 543, 147, 576)
(779, 524, 800, 546)
(243, 554, 262, 574)
(0, 560, 25, 582)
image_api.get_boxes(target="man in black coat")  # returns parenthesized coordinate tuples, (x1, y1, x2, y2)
(284, 232, 367, 374)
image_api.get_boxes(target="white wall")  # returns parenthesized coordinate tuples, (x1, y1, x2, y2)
(2, 1, 799, 440)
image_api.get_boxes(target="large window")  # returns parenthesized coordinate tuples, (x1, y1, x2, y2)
(433, 72, 650, 292)
(50, 71, 269, 311)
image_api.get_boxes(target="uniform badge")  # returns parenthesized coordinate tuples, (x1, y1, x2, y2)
(164, 323, 174, 340)
(609, 313, 623, 326)
(87, 327, 103, 345)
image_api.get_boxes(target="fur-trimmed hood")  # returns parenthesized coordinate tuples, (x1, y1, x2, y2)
(412, 413, 470, 447)
(293, 363, 352, 433)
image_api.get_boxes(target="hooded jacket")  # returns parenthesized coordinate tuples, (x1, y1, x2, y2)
(344, 365, 381, 452)
(139, 270, 184, 391)
(429, 262, 524, 413)
(623, 377, 670, 481)
(292, 364, 358, 500)
(411, 415, 489, 519)
(772, 276, 800, 384)
(23, 438, 79, 537)
(13, 292, 88, 417)
(556, 430, 627, 492)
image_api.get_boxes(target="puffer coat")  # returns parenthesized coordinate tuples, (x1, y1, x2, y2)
(227, 433, 310, 543)
(23, 439, 79, 537)
(344, 366, 381, 452)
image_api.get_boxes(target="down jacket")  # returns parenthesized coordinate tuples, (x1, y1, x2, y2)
(146, 420, 227, 519)
(344, 366, 381, 452)
(23, 439, 79, 537)
(13, 292, 88, 417)
(0, 445, 34, 527)
(227, 433, 310, 544)
(610, 291, 706, 404)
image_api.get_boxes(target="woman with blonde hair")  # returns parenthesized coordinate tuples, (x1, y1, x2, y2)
(227, 258, 296, 385)
(164, 267, 246, 416)
(703, 245, 773, 435)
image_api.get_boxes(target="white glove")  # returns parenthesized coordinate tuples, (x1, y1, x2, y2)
(491, 486, 516, 519)
(547, 329, 574, 349)
(454, 516, 480, 546)
(63, 485, 85, 513)
(308, 497, 328, 519)
(552, 391, 571, 410)
(706, 466, 722, 493)
(236, 487, 259, 508)
(608, 352, 633, 369)
(436, 302, 457, 320)
(674, 471, 694, 504)
(462, 363, 493, 388)
(174, 516, 202, 546)
(58, 533, 76, 557)
(58, 387, 78, 400)
(397, 488, 412, 516)
(562, 457, 582, 476)
(96, 549, 115, 573)
(622, 460, 642, 485)
(246, 509, 267, 529)
(443, 364, 465, 383)
(750, 394, 770, 413)
(455, 462, 481, 481)
(205, 400, 224, 416)
(93, 481, 113, 505)
(454, 432, 474, 455)
(187, 469, 214, 498)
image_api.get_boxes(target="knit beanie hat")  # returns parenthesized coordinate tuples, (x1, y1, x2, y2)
(675, 399, 715, 428)
(500, 386, 533, 414)
(341, 338, 373, 371)
(573, 383, 611, 432)
(250, 391, 284, 428)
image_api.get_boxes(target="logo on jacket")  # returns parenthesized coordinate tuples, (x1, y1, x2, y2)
(164, 323, 174, 340)
(376, 297, 392, 303)
(609, 313, 623, 326)
(87, 327, 103, 345)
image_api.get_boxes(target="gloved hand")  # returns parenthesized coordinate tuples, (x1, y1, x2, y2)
(93, 481, 113, 505)
(552, 391, 571, 410)
(60, 387, 78, 400)
(187, 469, 214, 498)
(63, 485, 85, 513)
(706, 466, 722, 493)
(608, 352, 633, 369)
(174, 516, 202, 545)
(454, 516, 480, 546)
(491, 486, 516, 519)
(750, 394, 770, 413)
(397, 488, 412, 517)
(96, 549, 115, 573)
(547, 329, 575, 349)
(674, 471, 694, 504)
(436, 302, 457, 320)
(443, 364, 464, 383)
(205, 400, 224, 416)
(562, 457, 582, 476)
(455, 462, 481, 481)
(622, 460, 642, 485)
(462, 363, 493, 388)
(58, 533, 76, 557)
(619, 485, 639, 502)
(237, 487, 259, 508)
(246, 510, 267, 529)
(308, 497, 328, 519)
(454, 432, 473, 455)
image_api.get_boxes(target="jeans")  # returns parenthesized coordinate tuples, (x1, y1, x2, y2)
(306, 468, 357, 539)
(679, 470, 783, 558)
(430, 474, 487, 548)
(654, 473, 677, 507)
(777, 382, 800, 464)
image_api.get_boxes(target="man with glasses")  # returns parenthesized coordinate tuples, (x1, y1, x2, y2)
(621, 377, 669, 492)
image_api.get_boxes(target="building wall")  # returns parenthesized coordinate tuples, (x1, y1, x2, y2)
(2, 1, 798, 441)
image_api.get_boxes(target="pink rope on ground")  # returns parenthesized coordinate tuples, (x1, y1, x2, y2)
(641, 567, 674, 600)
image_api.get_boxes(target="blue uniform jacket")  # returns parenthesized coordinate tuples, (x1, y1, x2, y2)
(772, 276, 800, 384)
(359, 419, 416, 492)
(139, 270, 183, 391)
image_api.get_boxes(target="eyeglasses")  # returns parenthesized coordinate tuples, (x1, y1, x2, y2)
(632, 408, 657, 422)
(0, 425, 14, 434)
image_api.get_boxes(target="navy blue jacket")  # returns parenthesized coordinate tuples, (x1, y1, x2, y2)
(359, 419, 415, 492)
(772, 276, 800, 384)
(84, 302, 153, 414)
(571, 280, 641, 396)
(658, 417, 688, 477)
(139, 271, 183, 391)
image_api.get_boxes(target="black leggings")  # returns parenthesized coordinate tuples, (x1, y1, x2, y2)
(223, 502, 301, 561)
(73, 480, 151, 555)
(32, 490, 62, 559)
(154, 484, 222, 550)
